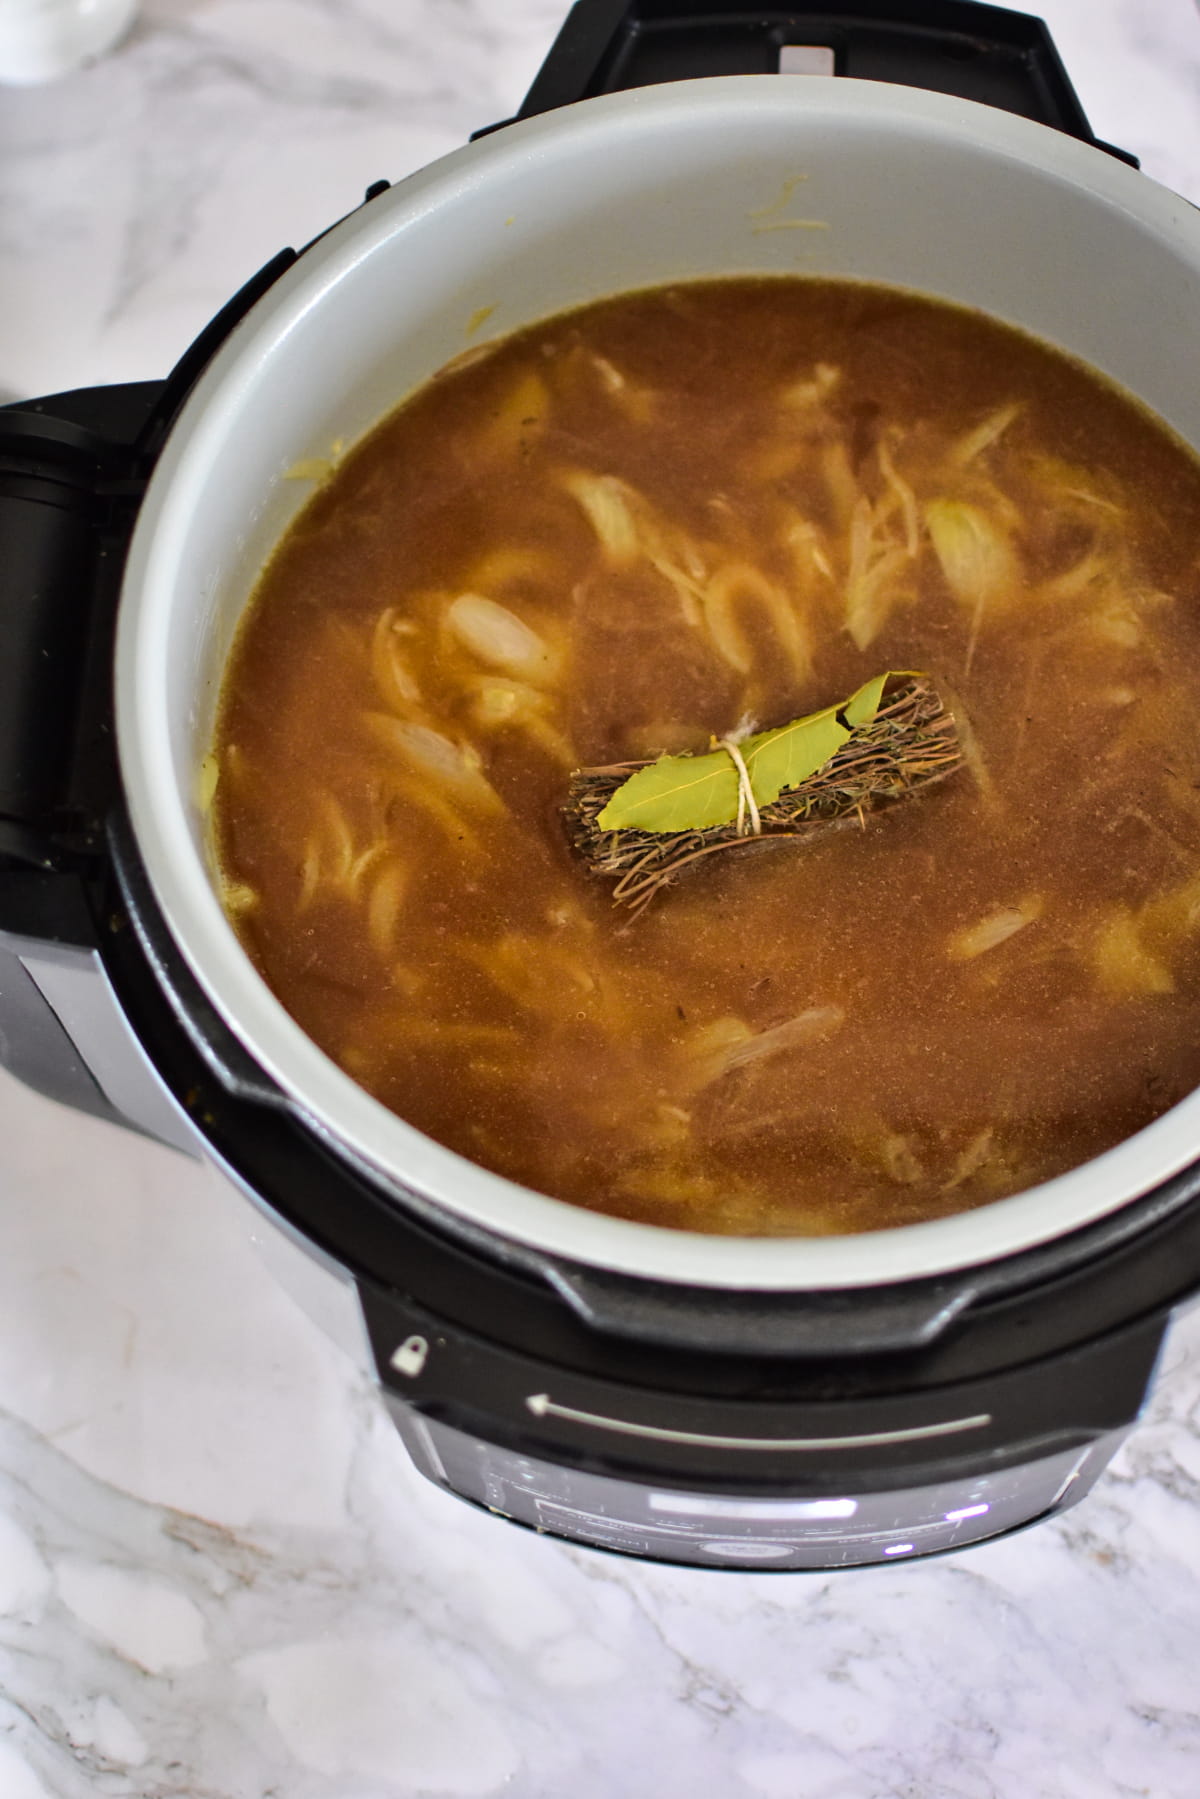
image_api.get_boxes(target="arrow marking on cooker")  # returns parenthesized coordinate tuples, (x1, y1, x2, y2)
(524, 1394, 993, 1450)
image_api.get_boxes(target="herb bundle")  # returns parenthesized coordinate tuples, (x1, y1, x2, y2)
(565, 673, 962, 912)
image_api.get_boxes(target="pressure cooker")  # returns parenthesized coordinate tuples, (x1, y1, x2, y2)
(3, 0, 1199, 1569)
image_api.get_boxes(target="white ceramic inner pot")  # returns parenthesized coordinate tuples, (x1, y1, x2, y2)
(115, 75, 1200, 1292)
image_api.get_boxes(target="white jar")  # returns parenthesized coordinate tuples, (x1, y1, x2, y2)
(0, 0, 137, 85)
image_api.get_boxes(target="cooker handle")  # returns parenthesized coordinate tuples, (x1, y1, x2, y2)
(0, 247, 302, 1129)
(504, 0, 1137, 166)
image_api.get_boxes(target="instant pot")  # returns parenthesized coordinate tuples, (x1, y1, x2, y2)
(3, 0, 1200, 1570)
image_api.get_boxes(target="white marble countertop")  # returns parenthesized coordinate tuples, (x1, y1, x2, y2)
(4, 2, 1200, 1794)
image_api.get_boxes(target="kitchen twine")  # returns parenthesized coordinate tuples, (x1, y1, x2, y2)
(717, 736, 762, 837)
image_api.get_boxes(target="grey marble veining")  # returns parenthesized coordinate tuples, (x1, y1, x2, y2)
(3, 2, 1200, 1794)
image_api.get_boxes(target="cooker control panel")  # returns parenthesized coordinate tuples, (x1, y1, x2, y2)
(388, 1402, 1123, 1569)
(359, 1278, 1164, 1568)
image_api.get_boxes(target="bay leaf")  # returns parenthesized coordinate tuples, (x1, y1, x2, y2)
(842, 669, 891, 728)
(596, 672, 898, 833)
(740, 701, 848, 808)
(595, 745, 742, 833)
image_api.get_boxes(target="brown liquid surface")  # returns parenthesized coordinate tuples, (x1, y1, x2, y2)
(212, 279, 1200, 1235)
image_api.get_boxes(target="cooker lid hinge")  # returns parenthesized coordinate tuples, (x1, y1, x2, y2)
(488, 1, 1137, 171)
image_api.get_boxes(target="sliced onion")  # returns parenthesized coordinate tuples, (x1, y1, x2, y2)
(925, 499, 1021, 610)
(948, 898, 1042, 961)
(362, 713, 503, 813)
(445, 593, 557, 684)
(561, 470, 641, 565)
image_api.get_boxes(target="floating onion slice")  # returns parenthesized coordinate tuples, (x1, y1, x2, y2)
(821, 440, 859, 529)
(456, 929, 636, 1035)
(220, 880, 258, 915)
(845, 541, 913, 651)
(1140, 874, 1200, 947)
(947, 403, 1021, 468)
(947, 897, 1043, 961)
(925, 499, 1021, 611)
(366, 860, 408, 959)
(361, 713, 505, 814)
(196, 753, 220, 814)
(445, 593, 559, 685)
(1023, 452, 1125, 517)
(469, 679, 576, 765)
(844, 482, 917, 651)
(1092, 908, 1175, 996)
(786, 518, 835, 585)
(478, 370, 549, 459)
(840, 1122, 927, 1187)
(561, 470, 641, 565)
(612, 1162, 729, 1209)
(937, 678, 993, 805)
(590, 353, 626, 393)
(284, 456, 335, 483)
(562, 468, 711, 631)
(1041, 547, 1113, 604)
(464, 546, 557, 592)
(779, 361, 841, 410)
(371, 608, 423, 712)
(648, 550, 708, 632)
(942, 1129, 998, 1192)
(701, 562, 812, 681)
(877, 439, 920, 557)
(318, 792, 356, 884)
(1090, 599, 1144, 649)
(585, 353, 656, 421)
(221, 743, 248, 787)
(295, 792, 391, 913)
(677, 1015, 756, 1087)
(926, 497, 1022, 674)
(706, 1006, 846, 1081)
(698, 568, 755, 673)
(472, 679, 524, 725)
(1092, 872, 1200, 996)
(880, 1133, 925, 1186)
(296, 839, 321, 913)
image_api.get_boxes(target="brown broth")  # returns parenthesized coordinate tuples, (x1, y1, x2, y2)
(211, 278, 1200, 1235)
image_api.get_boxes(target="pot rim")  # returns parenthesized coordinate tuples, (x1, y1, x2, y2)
(115, 73, 1200, 1292)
